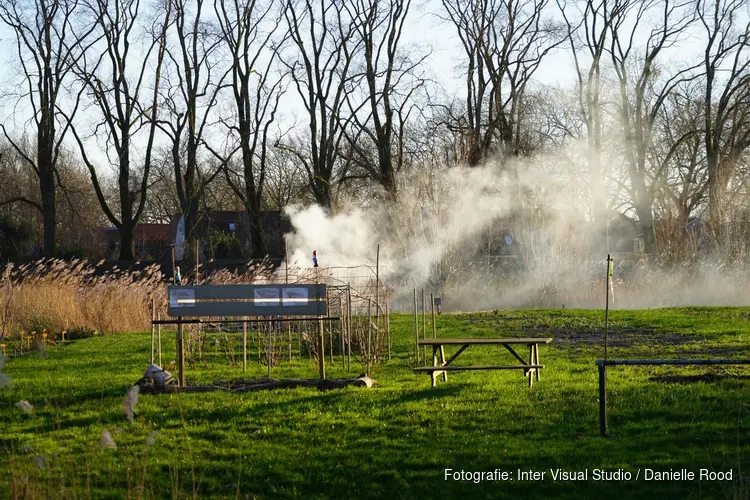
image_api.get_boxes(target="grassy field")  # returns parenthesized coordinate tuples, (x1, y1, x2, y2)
(0, 308, 748, 499)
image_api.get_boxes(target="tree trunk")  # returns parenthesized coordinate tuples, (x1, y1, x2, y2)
(39, 159, 56, 258)
(248, 207, 267, 260)
(706, 152, 728, 235)
(634, 199, 656, 254)
(119, 218, 136, 261)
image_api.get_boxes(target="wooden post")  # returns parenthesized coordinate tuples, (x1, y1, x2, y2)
(340, 299, 345, 369)
(177, 323, 185, 386)
(268, 324, 272, 378)
(288, 323, 292, 362)
(367, 298, 372, 375)
(375, 244, 380, 361)
(243, 320, 247, 373)
(421, 289, 426, 362)
(605, 255, 612, 361)
(386, 302, 391, 361)
(413, 289, 419, 364)
(327, 290, 333, 364)
(598, 362, 607, 437)
(157, 312, 162, 366)
(347, 283, 352, 373)
(150, 298, 155, 364)
(318, 317, 326, 379)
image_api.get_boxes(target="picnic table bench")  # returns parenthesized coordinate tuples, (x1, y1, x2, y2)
(413, 338, 552, 388)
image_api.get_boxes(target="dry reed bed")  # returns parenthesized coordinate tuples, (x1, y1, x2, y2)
(0, 259, 276, 338)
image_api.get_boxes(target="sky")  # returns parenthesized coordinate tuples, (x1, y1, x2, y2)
(0, 0, 735, 175)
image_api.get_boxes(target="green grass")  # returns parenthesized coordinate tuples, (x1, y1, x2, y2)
(1, 308, 748, 499)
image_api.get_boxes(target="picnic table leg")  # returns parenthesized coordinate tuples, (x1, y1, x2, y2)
(528, 345, 534, 388)
(534, 345, 540, 382)
(431, 345, 438, 388)
(440, 345, 448, 382)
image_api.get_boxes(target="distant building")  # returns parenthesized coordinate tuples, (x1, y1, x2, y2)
(99, 224, 172, 260)
(170, 210, 290, 261)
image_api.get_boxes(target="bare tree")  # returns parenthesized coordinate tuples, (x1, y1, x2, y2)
(279, 0, 363, 209)
(69, 0, 172, 260)
(608, 0, 698, 253)
(342, 0, 427, 198)
(440, 0, 565, 166)
(650, 82, 707, 237)
(556, 0, 617, 232)
(696, 0, 750, 234)
(157, 0, 229, 260)
(0, 0, 100, 257)
(213, 0, 286, 258)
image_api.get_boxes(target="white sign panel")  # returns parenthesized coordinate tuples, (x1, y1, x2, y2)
(283, 287, 309, 306)
(254, 287, 280, 306)
(170, 288, 195, 308)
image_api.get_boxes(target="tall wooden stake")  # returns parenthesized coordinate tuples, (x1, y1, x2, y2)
(157, 312, 162, 366)
(150, 298, 155, 364)
(347, 283, 352, 373)
(243, 319, 247, 373)
(386, 302, 391, 361)
(413, 289, 419, 363)
(605, 254, 613, 361)
(340, 299, 345, 369)
(375, 244, 380, 358)
(318, 317, 326, 379)
(177, 323, 185, 386)
(421, 289, 426, 361)
(367, 298, 372, 374)
(268, 324, 272, 378)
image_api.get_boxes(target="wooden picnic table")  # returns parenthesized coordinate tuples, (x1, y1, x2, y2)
(413, 338, 552, 388)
